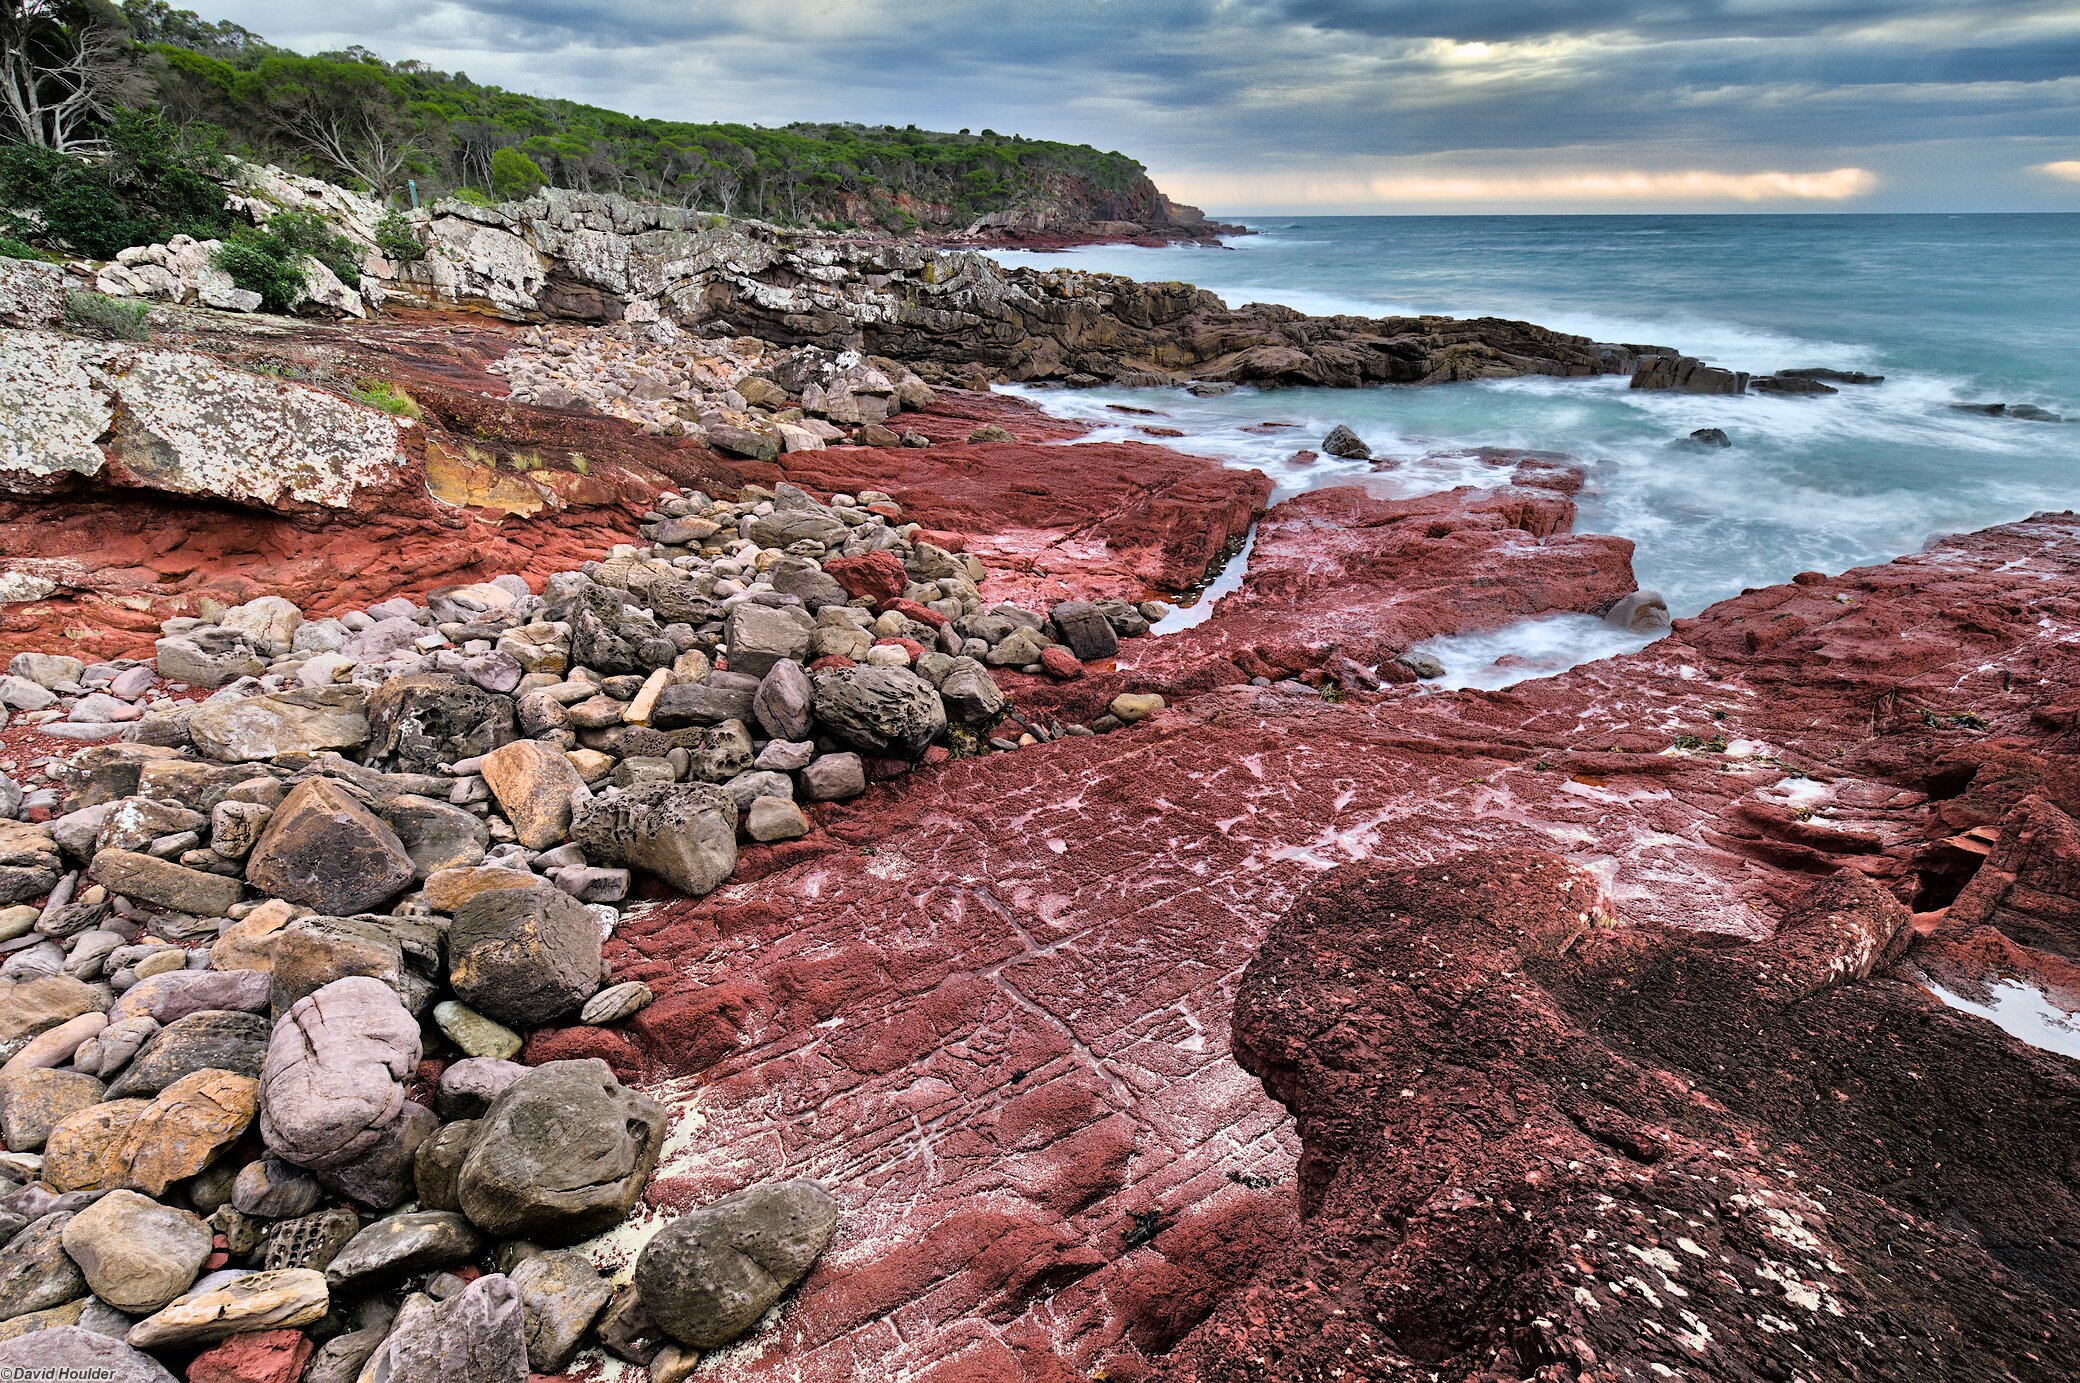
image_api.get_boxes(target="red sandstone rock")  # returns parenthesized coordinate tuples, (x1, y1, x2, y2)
(823, 551, 908, 604)
(1161, 852, 2080, 1380)
(185, 1328, 313, 1383)
(593, 509, 2080, 1381)
(883, 598, 949, 629)
(1039, 646, 1083, 680)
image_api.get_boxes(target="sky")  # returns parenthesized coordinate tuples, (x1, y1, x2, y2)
(191, 0, 2080, 214)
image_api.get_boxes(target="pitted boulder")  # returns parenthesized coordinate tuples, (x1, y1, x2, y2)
(244, 777, 415, 915)
(260, 976, 420, 1171)
(365, 672, 518, 774)
(456, 1058, 666, 1243)
(571, 781, 737, 897)
(812, 664, 946, 758)
(448, 883, 602, 1026)
(569, 585, 663, 676)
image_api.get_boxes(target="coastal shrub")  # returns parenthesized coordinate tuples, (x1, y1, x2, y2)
(0, 111, 230, 260)
(0, 234, 44, 261)
(349, 378, 423, 419)
(490, 147, 547, 202)
(374, 210, 426, 265)
(64, 291, 154, 340)
(213, 209, 366, 313)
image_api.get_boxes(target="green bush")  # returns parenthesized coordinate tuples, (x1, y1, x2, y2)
(0, 235, 45, 261)
(212, 208, 366, 313)
(489, 147, 546, 202)
(64, 291, 154, 341)
(373, 210, 425, 264)
(0, 111, 230, 260)
(348, 378, 422, 418)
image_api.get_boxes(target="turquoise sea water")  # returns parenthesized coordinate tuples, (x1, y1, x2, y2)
(992, 216, 2080, 657)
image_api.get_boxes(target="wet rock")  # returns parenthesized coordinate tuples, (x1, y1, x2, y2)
(1602, 588, 1671, 633)
(59, 1189, 210, 1313)
(1630, 353, 1747, 394)
(512, 1249, 614, 1372)
(634, 1180, 839, 1349)
(244, 778, 415, 916)
(479, 739, 587, 850)
(259, 976, 419, 1171)
(187, 687, 369, 763)
(457, 1058, 665, 1243)
(0, 1212, 88, 1320)
(812, 665, 946, 758)
(1685, 426, 1731, 448)
(365, 672, 519, 774)
(0, 1327, 175, 1382)
(126, 1267, 328, 1349)
(571, 781, 737, 896)
(1320, 424, 1371, 459)
(88, 848, 243, 916)
(325, 1210, 484, 1294)
(448, 884, 602, 1026)
(358, 1272, 528, 1383)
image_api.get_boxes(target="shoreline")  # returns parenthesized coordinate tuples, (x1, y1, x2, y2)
(3, 224, 2080, 1379)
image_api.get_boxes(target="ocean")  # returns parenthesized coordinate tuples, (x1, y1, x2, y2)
(991, 215, 2080, 684)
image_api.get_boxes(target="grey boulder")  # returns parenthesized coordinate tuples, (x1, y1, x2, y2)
(457, 1059, 665, 1244)
(448, 884, 602, 1026)
(0, 1327, 175, 1382)
(361, 1273, 529, 1383)
(633, 1180, 839, 1349)
(812, 665, 945, 758)
(259, 976, 420, 1170)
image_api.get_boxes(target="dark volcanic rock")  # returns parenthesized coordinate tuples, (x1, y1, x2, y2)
(456, 1059, 664, 1243)
(634, 1181, 840, 1349)
(448, 883, 603, 1026)
(811, 665, 947, 758)
(1164, 852, 2080, 1381)
(244, 778, 415, 916)
(365, 671, 519, 774)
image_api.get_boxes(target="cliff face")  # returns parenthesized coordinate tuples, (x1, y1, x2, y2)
(381, 189, 1660, 388)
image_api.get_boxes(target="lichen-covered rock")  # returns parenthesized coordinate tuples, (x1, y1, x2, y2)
(0, 257, 65, 329)
(0, 330, 407, 507)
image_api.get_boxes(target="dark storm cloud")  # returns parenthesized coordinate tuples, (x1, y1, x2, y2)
(188, 0, 2080, 210)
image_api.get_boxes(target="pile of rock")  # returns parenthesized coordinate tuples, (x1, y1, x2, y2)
(0, 473, 1192, 1374)
(491, 322, 938, 456)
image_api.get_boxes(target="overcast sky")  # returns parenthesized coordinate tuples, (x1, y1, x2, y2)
(192, 0, 2080, 213)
